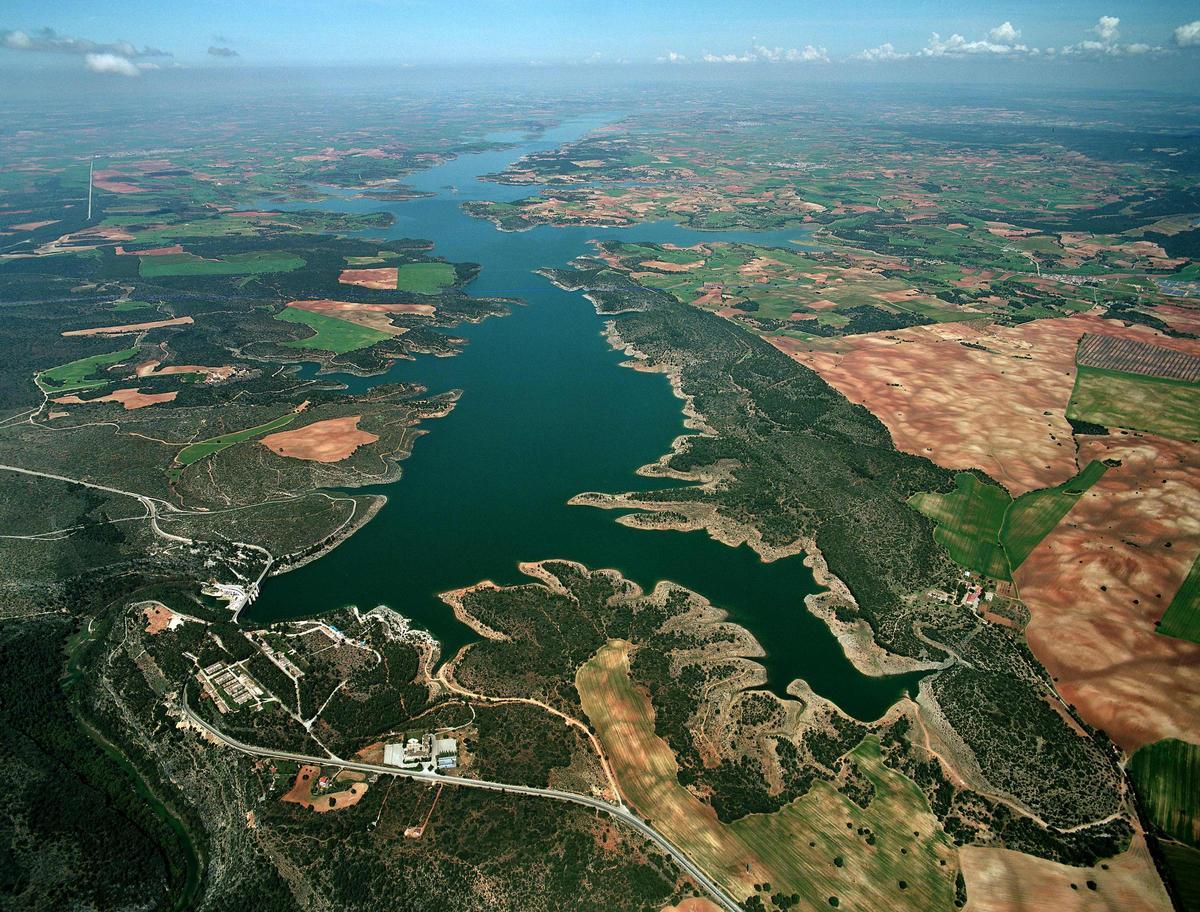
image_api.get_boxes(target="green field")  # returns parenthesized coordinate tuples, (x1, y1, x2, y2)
(909, 462, 1109, 579)
(394, 261, 457, 294)
(1161, 843, 1200, 912)
(1129, 738, 1200, 847)
(175, 411, 300, 467)
(1067, 366, 1200, 442)
(908, 474, 1012, 580)
(275, 306, 393, 355)
(1160, 554, 1200, 644)
(110, 300, 156, 313)
(37, 346, 140, 393)
(1001, 460, 1109, 567)
(139, 251, 305, 278)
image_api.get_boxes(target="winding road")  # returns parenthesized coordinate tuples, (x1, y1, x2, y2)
(180, 693, 745, 912)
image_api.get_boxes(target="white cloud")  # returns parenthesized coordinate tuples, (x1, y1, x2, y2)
(989, 21, 1021, 44)
(657, 50, 686, 63)
(3, 29, 31, 49)
(1175, 20, 1200, 47)
(1094, 15, 1120, 42)
(919, 30, 1028, 57)
(853, 42, 909, 62)
(84, 52, 141, 76)
(1059, 16, 1164, 57)
(700, 44, 828, 64)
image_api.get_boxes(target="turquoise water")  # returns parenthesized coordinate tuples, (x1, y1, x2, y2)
(244, 116, 925, 720)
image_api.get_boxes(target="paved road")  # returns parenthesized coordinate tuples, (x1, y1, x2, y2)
(181, 695, 745, 912)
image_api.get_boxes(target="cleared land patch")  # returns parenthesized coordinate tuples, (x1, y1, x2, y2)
(53, 388, 177, 410)
(578, 640, 958, 910)
(339, 266, 398, 289)
(260, 416, 379, 463)
(62, 316, 193, 338)
(281, 764, 368, 813)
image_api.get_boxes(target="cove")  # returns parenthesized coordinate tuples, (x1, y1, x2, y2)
(244, 116, 926, 721)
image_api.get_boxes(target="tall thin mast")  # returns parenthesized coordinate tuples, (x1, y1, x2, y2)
(86, 156, 94, 222)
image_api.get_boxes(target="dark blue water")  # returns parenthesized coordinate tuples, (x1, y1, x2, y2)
(245, 116, 923, 720)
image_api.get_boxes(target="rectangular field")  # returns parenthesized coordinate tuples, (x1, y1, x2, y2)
(1129, 738, 1200, 847)
(394, 262, 457, 294)
(1159, 553, 1200, 644)
(1076, 333, 1200, 382)
(275, 306, 393, 354)
(1067, 366, 1200, 442)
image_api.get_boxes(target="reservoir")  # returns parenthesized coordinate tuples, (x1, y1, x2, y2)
(245, 117, 926, 720)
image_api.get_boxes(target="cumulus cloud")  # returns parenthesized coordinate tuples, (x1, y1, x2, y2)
(1059, 15, 1163, 57)
(853, 42, 909, 62)
(84, 52, 141, 77)
(0, 26, 166, 58)
(1094, 15, 1120, 42)
(700, 43, 829, 64)
(1175, 20, 1200, 47)
(857, 16, 1170, 63)
(919, 29, 1029, 57)
(207, 45, 238, 57)
(657, 50, 686, 63)
(989, 21, 1021, 44)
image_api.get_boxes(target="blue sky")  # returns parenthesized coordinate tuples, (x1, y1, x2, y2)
(1, 0, 1198, 72)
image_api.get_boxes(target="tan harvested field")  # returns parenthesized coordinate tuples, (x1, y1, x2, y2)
(260, 415, 379, 463)
(281, 764, 368, 813)
(776, 315, 1200, 494)
(142, 602, 177, 635)
(53, 388, 178, 410)
(960, 832, 1170, 912)
(1153, 303, 1200, 336)
(578, 640, 958, 910)
(1015, 433, 1200, 750)
(11, 220, 59, 231)
(338, 266, 398, 289)
(641, 259, 702, 272)
(136, 359, 236, 382)
(288, 298, 435, 333)
(62, 316, 193, 337)
(661, 899, 723, 912)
